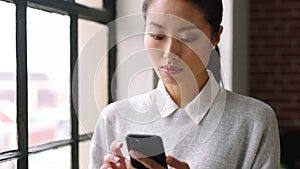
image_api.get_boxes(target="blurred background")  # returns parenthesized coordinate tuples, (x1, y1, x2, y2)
(249, 0, 300, 168)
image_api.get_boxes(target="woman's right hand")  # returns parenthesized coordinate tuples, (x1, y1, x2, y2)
(100, 141, 132, 169)
(100, 141, 190, 169)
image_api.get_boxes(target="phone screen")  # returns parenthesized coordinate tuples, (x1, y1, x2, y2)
(126, 134, 168, 169)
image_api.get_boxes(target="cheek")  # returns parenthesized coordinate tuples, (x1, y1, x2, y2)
(144, 35, 152, 49)
(148, 51, 161, 68)
(185, 41, 212, 67)
(144, 35, 162, 48)
(181, 46, 207, 72)
(144, 37, 162, 66)
(184, 52, 205, 68)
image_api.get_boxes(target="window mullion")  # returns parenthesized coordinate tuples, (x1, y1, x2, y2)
(103, 0, 117, 103)
(70, 15, 79, 169)
(15, 0, 29, 168)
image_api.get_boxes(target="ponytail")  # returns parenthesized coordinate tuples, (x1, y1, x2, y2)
(215, 45, 221, 57)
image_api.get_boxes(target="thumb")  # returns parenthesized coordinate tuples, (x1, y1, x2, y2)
(110, 140, 124, 157)
(166, 155, 190, 169)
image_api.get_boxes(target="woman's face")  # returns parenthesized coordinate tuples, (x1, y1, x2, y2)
(144, 0, 220, 87)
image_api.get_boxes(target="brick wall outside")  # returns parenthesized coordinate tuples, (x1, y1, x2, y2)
(249, 0, 300, 134)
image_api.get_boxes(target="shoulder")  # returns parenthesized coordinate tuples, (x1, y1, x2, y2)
(100, 90, 154, 121)
(225, 90, 274, 112)
(224, 90, 277, 127)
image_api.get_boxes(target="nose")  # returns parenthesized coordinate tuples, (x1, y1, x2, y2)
(163, 38, 181, 65)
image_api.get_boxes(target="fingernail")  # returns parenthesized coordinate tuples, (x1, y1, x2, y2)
(129, 150, 136, 156)
(113, 156, 120, 162)
(166, 156, 170, 163)
(130, 150, 140, 158)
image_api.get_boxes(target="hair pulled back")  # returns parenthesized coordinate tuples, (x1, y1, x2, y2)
(142, 0, 223, 36)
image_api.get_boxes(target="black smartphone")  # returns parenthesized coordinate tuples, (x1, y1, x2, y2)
(125, 134, 168, 169)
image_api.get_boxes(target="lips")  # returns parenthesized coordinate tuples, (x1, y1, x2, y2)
(159, 65, 183, 75)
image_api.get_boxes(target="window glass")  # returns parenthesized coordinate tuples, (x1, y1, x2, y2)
(29, 146, 70, 169)
(0, 160, 17, 169)
(80, 140, 91, 168)
(76, 0, 102, 9)
(0, 1, 17, 153)
(27, 8, 71, 147)
(78, 19, 108, 135)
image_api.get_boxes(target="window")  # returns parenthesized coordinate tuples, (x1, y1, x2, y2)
(0, 0, 116, 168)
(0, 1, 17, 155)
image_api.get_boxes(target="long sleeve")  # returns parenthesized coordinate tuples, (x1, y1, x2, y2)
(251, 108, 281, 169)
(89, 113, 111, 169)
(89, 103, 119, 169)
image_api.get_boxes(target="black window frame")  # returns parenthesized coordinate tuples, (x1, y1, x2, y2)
(0, 0, 116, 168)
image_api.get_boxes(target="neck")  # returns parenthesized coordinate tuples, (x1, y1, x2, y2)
(165, 71, 209, 108)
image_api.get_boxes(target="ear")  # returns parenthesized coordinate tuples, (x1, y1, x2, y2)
(213, 26, 223, 46)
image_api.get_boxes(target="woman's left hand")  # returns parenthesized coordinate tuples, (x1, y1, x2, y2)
(128, 150, 190, 169)
(165, 155, 190, 169)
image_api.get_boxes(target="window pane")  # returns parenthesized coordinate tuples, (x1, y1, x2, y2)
(0, 1, 17, 153)
(80, 140, 91, 169)
(78, 19, 108, 135)
(0, 160, 17, 169)
(29, 146, 70, 169)
(76, 0, 102, 9)
(27, 8, 70, 147)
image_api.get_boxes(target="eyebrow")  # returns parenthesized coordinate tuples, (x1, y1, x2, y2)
(148, 22, 199, 32)
(178, 25, 199, 32)
(149, 22, 164, 29)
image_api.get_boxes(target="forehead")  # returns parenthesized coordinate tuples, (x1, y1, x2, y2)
(146, 0, 209, 31)
(147, 0, 206, 23)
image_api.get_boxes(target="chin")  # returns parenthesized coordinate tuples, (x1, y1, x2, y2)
(158, 73, 181, 86)
(161, 79, 178, 86)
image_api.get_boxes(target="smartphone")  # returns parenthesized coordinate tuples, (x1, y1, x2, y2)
(125, 134, 168, 169)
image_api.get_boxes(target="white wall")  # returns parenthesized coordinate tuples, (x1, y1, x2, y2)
(220, 0, 233, 91)
(116, 0, 154, 100)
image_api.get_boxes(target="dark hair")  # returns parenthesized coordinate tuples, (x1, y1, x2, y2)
(142, 0, 223, 36)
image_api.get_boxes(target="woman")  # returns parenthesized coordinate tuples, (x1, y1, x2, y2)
(89, 0, 280, 168)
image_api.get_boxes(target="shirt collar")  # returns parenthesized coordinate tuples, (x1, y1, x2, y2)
(156, 70, 220, 124)
(155, 80, 179, 118)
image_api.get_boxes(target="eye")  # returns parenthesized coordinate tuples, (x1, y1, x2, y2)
(180, 36, 198, 43)
(148, 33, 165, 40)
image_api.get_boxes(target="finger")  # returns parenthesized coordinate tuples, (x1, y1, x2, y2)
(100, 164, 113, 169)
(166, 155, 190, 169)
(129, 150, 146, 159)
(110, 140, 124, 156)
(104, 154, 121, 166)
(125, 159, 137, 169)
(130, 150, 165, 169)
